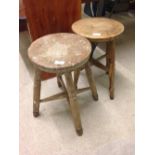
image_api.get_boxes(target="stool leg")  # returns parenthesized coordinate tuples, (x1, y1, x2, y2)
(85, 63, 98, 101)
(90, 42, 97, 58)
(106, 41, 115, 100)
(106, 43, 110, 74)
(33, 69, 41, 117)
(65, 72, 83, 136)
(57, 75, 62, 88)
(74, 69, 80, 89)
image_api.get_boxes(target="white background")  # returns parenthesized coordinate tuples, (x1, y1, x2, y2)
(136, 0, 155, 154)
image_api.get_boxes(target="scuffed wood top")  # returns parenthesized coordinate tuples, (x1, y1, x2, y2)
(72, 17, 124, 42)
(28, 33, 91, 73)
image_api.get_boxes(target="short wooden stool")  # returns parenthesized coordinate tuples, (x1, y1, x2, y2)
(28, 33, 98, 136)
(72, 17, 124, 99)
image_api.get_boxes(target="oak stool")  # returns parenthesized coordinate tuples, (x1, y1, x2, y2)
(28, 33, 98, 136)
(72, 17, 124, 99)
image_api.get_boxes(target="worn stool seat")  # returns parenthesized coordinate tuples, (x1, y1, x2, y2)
(28, 33, 98, 136)
(72, 17, 124, 99)
(28, 33, 92, 73)
(72, 17, 124, 42)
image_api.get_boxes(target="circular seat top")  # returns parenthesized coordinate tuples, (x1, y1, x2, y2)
(28, 33, 91, 73)
(72, 17, 124, 42)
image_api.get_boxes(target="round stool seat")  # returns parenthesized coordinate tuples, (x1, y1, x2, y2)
(72, 17, 124, 42)
(28, 33, 92, 73)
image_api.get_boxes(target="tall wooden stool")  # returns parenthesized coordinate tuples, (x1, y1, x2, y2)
(28, 33, 98, 136)
(72, 17, 124, 99)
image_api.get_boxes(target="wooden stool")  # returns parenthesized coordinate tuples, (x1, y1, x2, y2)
(28, 33, 98, 136)
(72, 17, 124, 99)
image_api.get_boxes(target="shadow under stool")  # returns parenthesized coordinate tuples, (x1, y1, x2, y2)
(28, 33, 98, 136)
(72, 17, 124, 99)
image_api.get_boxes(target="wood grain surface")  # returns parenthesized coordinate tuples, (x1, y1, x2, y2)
(28, 33, 92, 73)
(72, 17, 124, 42)
(23, 0, 81, 41)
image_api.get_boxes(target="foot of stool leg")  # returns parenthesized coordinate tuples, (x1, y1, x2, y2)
(33, 112, 39, 117)
(92, 94, 99, 101)
(85, 63, 98, 101)
(110, 93, 114, 100)
(109, 84, 114, 100)
(65, 72, 83, 136)
(76, 128, 83, 136)
(33, 69, 41, 117)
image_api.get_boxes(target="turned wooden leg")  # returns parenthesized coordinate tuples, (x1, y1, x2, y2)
(74, 69, 80, 89)
(85, 63, 98, 101)
(57, 75, 62, 88)
(33, 69, 41, 117)
(106, 42, 110, 74)
(106, 41, 115, 100)
(65, 72, 83, 136)
(90, 42, 97, 58)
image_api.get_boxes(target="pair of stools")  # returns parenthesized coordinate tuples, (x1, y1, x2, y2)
(28, 17, 124, 136)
